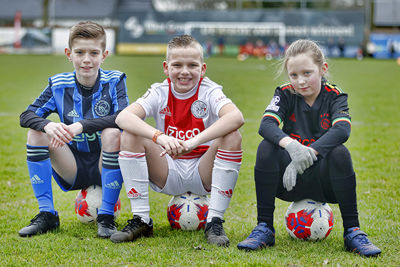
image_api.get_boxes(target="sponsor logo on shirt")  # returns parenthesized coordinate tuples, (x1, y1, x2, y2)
(72, 132, 100, 142)
(166, 126, 201, 140)
(289, 133, 316, 147)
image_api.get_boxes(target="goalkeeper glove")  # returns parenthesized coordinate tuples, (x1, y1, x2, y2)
(283, 162, 298, 191)
(285, 140, 317, 174)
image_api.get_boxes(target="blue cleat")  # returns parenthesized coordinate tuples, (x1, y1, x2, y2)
(344, 227, 381, 257)
(237, 222, 275, 251)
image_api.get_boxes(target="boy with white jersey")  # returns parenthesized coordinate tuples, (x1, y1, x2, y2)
(111, 35, 244, 247)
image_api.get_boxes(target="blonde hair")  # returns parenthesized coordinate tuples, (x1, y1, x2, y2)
(68, 21, 106, 50)
(166, 35, 204, 62)
(279, 39, 327, 78)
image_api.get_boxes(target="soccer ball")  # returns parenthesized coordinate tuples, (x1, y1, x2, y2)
(74, 185, 121, 223)
(285, 199, 334, 241)
(167, 192, 209, 231)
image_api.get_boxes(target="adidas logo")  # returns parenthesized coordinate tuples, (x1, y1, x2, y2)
(289, 113, 296, 122)
(105, 180, 121, 190)
(159, 106, 171, 116)
(218, 189, 233, 198)
(67, 109, 80, 118)
(127, 187, 141, 198)
(31, 174, 44, 184)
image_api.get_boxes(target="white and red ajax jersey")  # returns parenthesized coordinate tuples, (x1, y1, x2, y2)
(136, 77, 232, 159)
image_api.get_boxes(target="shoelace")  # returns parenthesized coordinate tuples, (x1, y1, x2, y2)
(210, 219, 224, 236)
(122, 217, 143, 232)
(99, 217, 116, 228)
(247, 228, 266, 239)
(30, 213, 48, 225)
(354, 234, 370, 245)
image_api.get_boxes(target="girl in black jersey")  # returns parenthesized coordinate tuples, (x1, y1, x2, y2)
(237, 39, 381, 257)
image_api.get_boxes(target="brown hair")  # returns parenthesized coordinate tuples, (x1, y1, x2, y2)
(68, 21, 106, 50)
(279, 39, 327, 78)
(166, 35, 203, 62)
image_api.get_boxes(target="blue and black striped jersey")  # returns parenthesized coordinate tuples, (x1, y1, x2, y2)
(23, 69, 129, 153)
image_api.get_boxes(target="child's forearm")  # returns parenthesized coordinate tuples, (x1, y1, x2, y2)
(192, 106, 244, 147)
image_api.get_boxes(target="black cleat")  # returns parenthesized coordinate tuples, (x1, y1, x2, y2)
(97, 214, 117, 238)
(19, 211, 60, 237)
(110, 215, 153, 243)
(204, 217, 230, 247)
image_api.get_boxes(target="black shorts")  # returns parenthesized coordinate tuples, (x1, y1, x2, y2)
(52, 146, 102, 192)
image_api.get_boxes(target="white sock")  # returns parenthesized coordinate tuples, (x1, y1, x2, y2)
(118, 151, 150, 224)
(207, 150, 242, 222)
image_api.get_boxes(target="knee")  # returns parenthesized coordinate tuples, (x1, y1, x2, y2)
(120, 130, 147, 151)
(27, 129, 49, 146)
(220, 130, 242, 150)
(101, 128, 121, 151)
(328, 145, 353, 172)
(256, 139, 280, 166)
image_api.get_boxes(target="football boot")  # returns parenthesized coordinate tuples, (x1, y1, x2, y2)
(344, 227, 381, 257)
(237, 222, 275, 251)
(97, 214, 117, 238)
(110, 215, 153, 243)
(204, 217, 230, 247)
(19, 211, 60, 237)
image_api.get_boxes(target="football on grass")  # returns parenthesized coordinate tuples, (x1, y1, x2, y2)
(167, 192, 209, 231)
(285, 199, 334, 241)
(75, 185, 121, 223)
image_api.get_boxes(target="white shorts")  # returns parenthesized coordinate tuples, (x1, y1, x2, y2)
(149, 155, 209, 196)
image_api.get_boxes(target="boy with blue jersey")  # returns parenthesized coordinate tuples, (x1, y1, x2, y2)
(18, 21, 129, 238)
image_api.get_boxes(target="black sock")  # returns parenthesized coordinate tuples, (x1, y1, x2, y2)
(327, 146, 360, 230)
(254, 168, 279, 231)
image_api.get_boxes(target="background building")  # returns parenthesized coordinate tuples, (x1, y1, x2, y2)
(0, 0, 398, 58)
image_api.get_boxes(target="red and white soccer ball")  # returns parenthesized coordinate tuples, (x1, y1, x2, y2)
(167, 192, 209, 231)
(75, 185, 121, 223)
(285, 199, 334, 241)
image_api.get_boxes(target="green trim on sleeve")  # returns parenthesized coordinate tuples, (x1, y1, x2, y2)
(263, 112, 282, 125)
(332, 117, 351, 126)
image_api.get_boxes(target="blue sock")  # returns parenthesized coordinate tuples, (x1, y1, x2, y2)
(26, 145, 55, 214)
(98, 151, 122, 215)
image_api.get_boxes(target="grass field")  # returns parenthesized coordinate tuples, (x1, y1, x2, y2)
(0, 54, 399, 266)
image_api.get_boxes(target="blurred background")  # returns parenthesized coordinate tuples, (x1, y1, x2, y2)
(0, 0, 399, 60)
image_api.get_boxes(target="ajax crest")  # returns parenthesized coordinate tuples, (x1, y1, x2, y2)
(94, 100, 110, 117)
(191, 100, 208, 118)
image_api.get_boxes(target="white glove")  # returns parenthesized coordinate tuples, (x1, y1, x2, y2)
(283, 162, 298, 191)
(285, 140, 317, 174)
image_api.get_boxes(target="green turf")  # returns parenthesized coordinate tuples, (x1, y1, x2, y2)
(0, 54, 399, 266)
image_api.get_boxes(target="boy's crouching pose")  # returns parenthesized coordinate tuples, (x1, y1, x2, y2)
(111, 35, 244, 247)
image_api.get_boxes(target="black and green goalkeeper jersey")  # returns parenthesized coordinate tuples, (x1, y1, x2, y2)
(259, 79, 352, 157)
